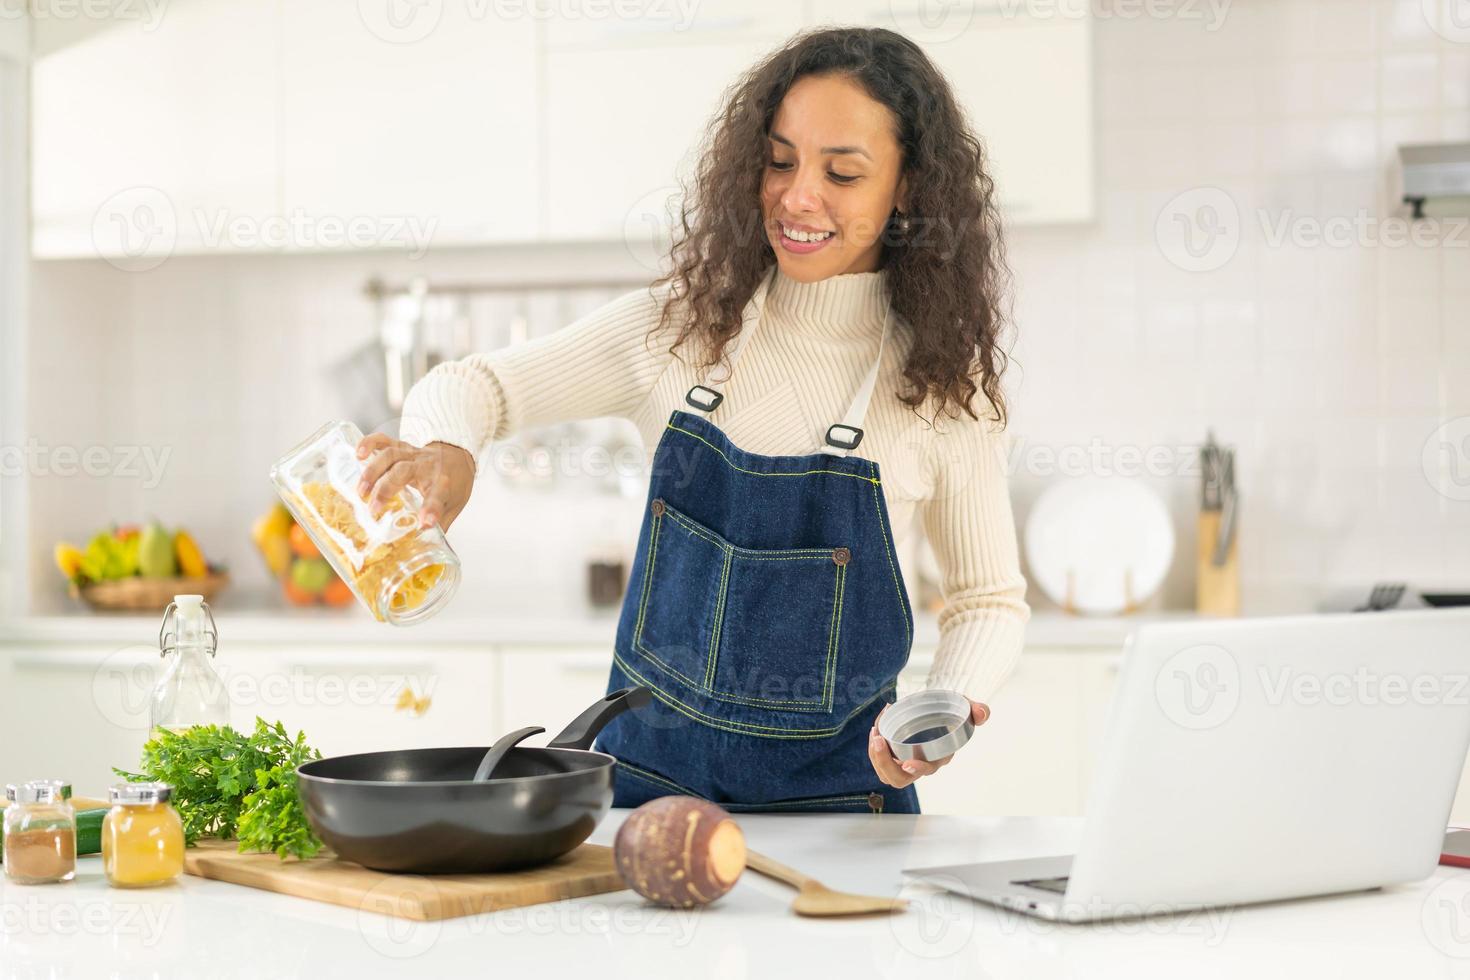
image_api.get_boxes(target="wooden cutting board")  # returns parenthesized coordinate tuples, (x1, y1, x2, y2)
(183, 839, 626, 921)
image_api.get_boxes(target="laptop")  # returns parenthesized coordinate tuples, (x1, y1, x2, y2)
(904, 610, 1470, 921)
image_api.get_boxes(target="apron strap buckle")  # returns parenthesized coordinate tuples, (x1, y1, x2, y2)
(685, 385, 724, 413)
(824, 423, 864, 451)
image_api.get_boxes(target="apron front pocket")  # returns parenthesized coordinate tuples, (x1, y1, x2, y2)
(632, 499, 848, 713)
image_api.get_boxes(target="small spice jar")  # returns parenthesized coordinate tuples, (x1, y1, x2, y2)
(102, 782, 184, 888)
(3, 780, 77, 884)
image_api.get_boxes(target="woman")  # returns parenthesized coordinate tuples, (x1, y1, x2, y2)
(357, 27, 1029, 813)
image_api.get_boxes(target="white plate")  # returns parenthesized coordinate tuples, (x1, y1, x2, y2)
(1023, 477, 1175, 615)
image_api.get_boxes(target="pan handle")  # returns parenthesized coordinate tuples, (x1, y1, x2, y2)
(548, 686, 652, 751)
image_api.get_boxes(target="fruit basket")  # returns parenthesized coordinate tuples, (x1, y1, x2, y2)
(72, 573, 231, 611)
(251, 503, 355, 608)
(56, 523, 229, 611)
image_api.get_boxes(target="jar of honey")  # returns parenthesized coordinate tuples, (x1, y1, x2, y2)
(102, 782, 184, 888)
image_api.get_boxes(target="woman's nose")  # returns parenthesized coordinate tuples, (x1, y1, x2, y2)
(781, 167, 824, 215)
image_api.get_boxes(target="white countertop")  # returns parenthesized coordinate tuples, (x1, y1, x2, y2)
(0, 604, 1162, 650)
(1, 812, 1460, 978)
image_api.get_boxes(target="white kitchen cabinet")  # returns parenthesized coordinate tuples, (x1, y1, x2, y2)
(280, 4, 541, 246)
(231, 645, 498, 759)
(30, 0, 279, 258)
(498, 642, 1123, 818)
(0, 643, 498, 794)
(30, 2, 1091, 256)
(496, 647, 616, 736)
(809, 2, 1094, 224)
(0, 645, 156, 794)
(0, 11, 25, 61)
(543, 0, 802, 48)
(907, 648, 1119, 817)
(542, 1, 801, 240)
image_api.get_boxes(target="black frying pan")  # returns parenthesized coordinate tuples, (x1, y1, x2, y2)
(296, 687, 650, 874)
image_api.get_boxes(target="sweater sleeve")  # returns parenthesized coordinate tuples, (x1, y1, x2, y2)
(398, 285, 675, 467)
(918, 410, 1031, 704)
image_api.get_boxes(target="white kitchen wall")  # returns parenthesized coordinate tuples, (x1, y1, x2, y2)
(23, 0, 1470, 616)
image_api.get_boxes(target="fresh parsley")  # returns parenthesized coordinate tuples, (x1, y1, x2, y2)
(115, 718, 323, 860)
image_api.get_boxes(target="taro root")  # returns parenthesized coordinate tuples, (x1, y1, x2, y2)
(613, 796, 747, 908)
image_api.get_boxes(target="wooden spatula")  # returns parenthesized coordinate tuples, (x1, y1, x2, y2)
(745, 849, 906, 917)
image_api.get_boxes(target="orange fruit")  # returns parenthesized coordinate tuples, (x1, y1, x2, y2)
(322, 577, 355, 607)
(282, 580, 318, 606)
(288, 523, 320, 559)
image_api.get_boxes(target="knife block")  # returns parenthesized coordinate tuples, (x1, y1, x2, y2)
(1196, 510, 1240, 616)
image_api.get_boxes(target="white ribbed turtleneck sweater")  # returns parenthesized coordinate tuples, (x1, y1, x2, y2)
(401, 268, 1029, 702)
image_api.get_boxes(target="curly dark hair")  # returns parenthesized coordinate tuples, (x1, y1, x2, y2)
(651, 26, 1011, 426)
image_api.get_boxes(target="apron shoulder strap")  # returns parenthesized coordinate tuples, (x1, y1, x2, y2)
(682, 265, 894, 460)
(819, 303, 891, 458)
(684, 267, 775, 413)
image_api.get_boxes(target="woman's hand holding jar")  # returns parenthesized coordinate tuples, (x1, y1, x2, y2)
(355, 436, 476, 531)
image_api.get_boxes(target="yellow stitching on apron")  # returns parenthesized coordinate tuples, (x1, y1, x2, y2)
(822, 562, 845, 707)
(868, 470, 912, 651)
(614, 651, 892, 738)
(652, 500, 843, 711)
(704, 549, 731, 690)
(616, 759, 691, 796)
(667, 422, 880, 485)
(633, 513, 718, 691)
(616, 760, 869, 809)
(663, 505, 835, 558)
(634, 637, 709, 692)
(706, 685, 828, 711)
(633, 510, 661, 640)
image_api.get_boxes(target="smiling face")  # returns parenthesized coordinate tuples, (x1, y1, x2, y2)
(761, 73, 908, 282)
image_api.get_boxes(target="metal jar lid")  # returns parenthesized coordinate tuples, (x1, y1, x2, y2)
(11, 780, 73, 805)
(878, 689, 975, 763)
(108, 782, 173, 805)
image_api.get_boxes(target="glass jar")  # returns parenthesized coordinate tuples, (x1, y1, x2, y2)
(102, 782, 184, 888)
(270, 420, 461, 625)
(151, 594, 231, 734)
(3, 780, 76, 884)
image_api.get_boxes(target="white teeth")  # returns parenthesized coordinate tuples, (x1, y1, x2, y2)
(781, 224, 834, 244)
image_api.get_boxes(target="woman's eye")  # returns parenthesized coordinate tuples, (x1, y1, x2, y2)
(766, 161, 857, 183)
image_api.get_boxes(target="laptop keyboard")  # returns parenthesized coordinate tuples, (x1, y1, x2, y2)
(1012, 876, 1069, 894)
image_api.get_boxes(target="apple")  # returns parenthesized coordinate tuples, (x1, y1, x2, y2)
(290, 557, 333, 594)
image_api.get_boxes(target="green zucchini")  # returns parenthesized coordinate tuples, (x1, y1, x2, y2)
(0, 807, 108, 860)
(76, 808, 106, 856)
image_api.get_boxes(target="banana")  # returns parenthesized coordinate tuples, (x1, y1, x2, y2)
(175, 529, 208, 578)
(54, 542, 86, 582)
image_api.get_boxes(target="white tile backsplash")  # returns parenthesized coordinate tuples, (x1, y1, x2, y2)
(21, 0, 1470, 616)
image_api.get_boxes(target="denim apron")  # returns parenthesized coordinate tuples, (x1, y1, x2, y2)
(595, 267, 919, 814)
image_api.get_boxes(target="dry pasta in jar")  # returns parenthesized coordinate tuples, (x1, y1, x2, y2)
(270, 421, 461, 624)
